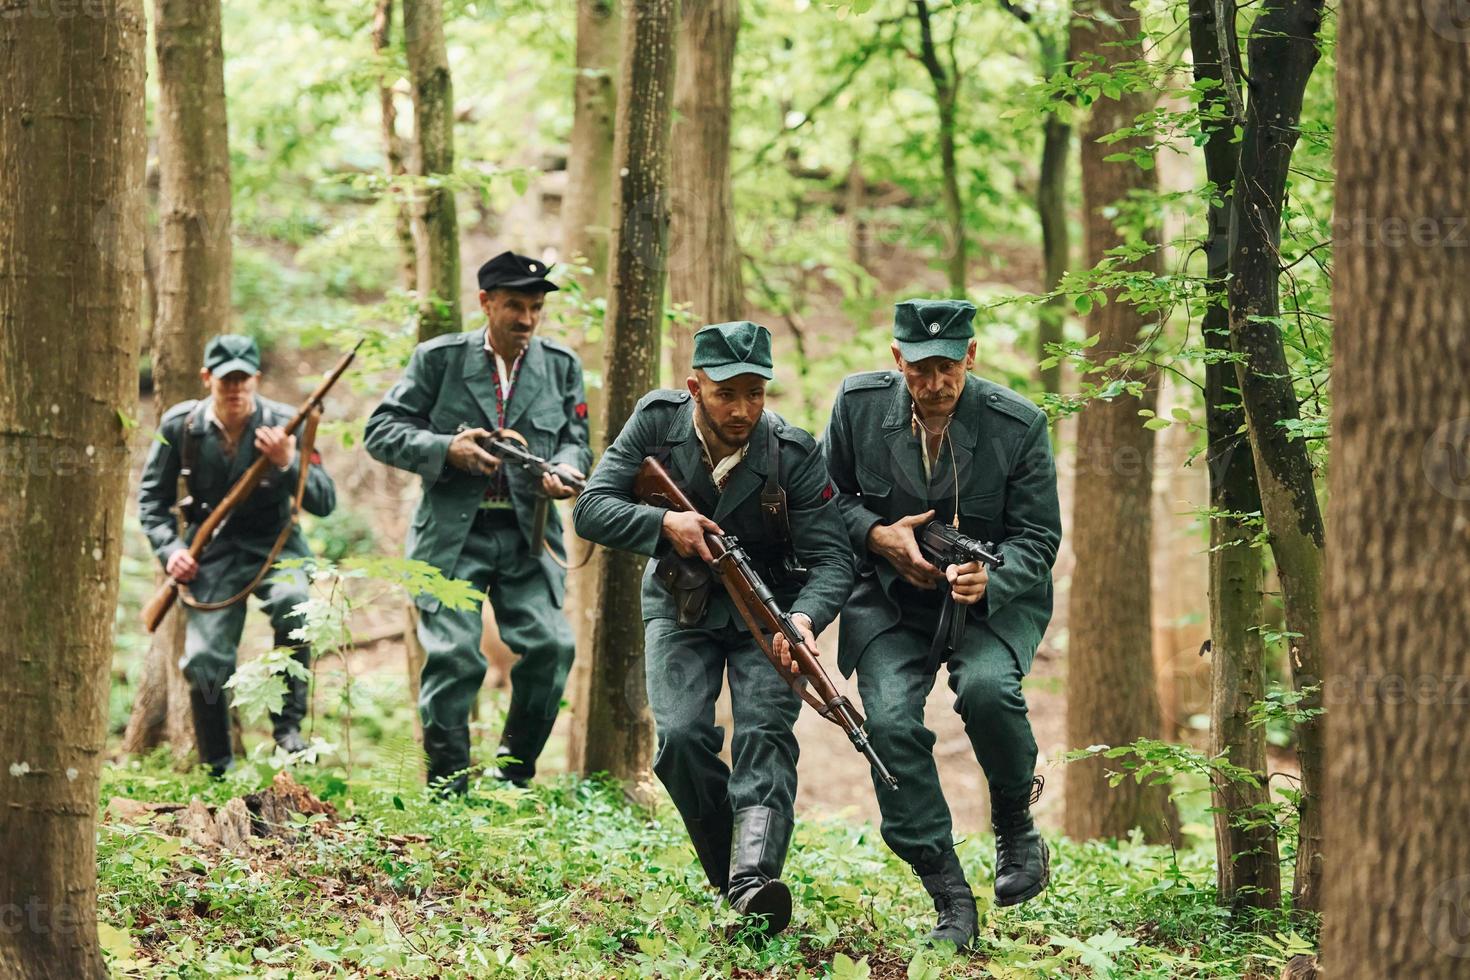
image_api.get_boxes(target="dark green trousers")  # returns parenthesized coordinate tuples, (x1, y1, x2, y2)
(856, 615, 1037, 870)
(181, 535, 313, 735)
(416, 519, 574, 775)
(643, 617, 802, 833)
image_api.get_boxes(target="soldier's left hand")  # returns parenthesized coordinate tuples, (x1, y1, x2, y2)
(947, 561, 988, 605)
(255, 426, 297, 469)
(541, 465, 584, 500)
(773, 613, 817, 676)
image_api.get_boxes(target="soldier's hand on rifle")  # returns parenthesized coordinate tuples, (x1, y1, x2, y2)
(947, 560, 989, 605)
(662, 510, 723, 563)
(866, 509, 944, 590)
(541, 465, 583, 501)
(447, 428, 502, 476)
(255, 426, 297, 469)
(166, 550, 199, 584)
(773, 613, 816, 676)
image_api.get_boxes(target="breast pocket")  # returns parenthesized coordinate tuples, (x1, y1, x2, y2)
(856, 463, 894, 515)
(957, 488, 1004, 537)
(527, 411, 565, 457)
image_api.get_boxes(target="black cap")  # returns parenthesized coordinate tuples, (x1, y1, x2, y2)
(476, 251, 559, 293)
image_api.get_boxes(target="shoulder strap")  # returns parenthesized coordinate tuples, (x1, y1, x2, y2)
(179, 403, 202, 497)
(759, 413, 794, 551)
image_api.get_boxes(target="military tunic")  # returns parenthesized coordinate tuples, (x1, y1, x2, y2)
(137, 395, 337, 717)
(572, 390, 854, 835)
(364, 328, 591, 781)
(821, 370, 1061, 870)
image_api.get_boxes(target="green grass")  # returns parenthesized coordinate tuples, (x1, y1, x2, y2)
(96, 753, 1316, 979)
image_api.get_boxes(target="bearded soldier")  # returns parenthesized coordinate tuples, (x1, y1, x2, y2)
(573, 322, 854, 936)
(821, 299, 1062, 948)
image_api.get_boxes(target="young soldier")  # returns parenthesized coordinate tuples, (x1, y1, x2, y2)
(364, 252, 590, 794)
(138, 334, 338, 774)
(572, 322, 853, 936)
(821, 300, 1062, 948)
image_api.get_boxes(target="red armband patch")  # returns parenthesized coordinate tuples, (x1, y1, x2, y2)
(309, 449, 323, 466)
(574, 402, 588, 419)
(821, 482, 835, 502)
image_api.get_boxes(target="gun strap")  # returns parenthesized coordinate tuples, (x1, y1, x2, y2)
(179, 410, 320, 613)
(758, 413, 806, 575)
(176, 402, 202, 508)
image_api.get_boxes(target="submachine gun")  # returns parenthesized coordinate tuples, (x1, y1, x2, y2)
(917, 520, 1005, 664)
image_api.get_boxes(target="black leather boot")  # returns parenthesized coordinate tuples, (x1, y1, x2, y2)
(488, 699, 554, 787)
(992, 777, 1050, 907)
(727, 806, 794, 936)
(916, 848, 979, 949)
(423, 724, 472, 797)
(270, 646, 312, 754)
(189, 686, 234, 777)
(685, 808, 734, 894)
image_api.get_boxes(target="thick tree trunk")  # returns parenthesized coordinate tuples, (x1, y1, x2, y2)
(373, 0, 417, 290)
(1323, 4, 1470, 972)
(668, 0, 744, 376)
(914, 0, 966, 297)
(122, 0, 233, 762)
(0, 4, 147, 977)
(583, 0, 680, 789)
(1225, 0, 1327, 913)
(562, 0, 621, 775)
(403, 0, 461, 340)
(1063, 0, 1175, 845)
(1187, 0, 1281, 910)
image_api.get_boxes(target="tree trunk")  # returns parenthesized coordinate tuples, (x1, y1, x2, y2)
(1186, 0, 1281, 910)
(668, 0, 744, 377)
(914, 0, 966, 297)
(1224, 0, 1327, 913)
(0, 4, 147, 976)
(847, 133, 870, 271)
(583, 0, 680, 789)
(373, 0, 417, 291)
(1035, 31, 1070, 397)
(1063, 0, 1175, 845)
(403, 0, 461, 339)
(121, 0, 233, 762)
(1323, 4, 1470, 972)
(562, 0, 621, 775)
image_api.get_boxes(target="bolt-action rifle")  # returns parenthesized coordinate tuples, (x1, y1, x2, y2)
(634, 456, 898, 790)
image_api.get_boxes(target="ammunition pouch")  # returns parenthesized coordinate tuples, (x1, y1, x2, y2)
(654, 552, 713, 627)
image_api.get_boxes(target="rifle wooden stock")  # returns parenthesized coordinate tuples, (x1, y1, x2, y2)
(634, 456, 898, 788)
(141, 340, 363, 633)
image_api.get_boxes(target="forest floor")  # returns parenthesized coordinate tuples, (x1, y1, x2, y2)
(97, 761, 1313, 978)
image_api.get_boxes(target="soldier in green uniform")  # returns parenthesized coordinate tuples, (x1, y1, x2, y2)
(138, 334, 338, 774)
(364, 252, 591, 795)
(572, 322, 854, 935)
(821, 300, 1061, 948)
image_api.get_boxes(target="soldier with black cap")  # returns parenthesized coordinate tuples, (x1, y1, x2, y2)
(364, 251, 591, 795)
(572, 321, 854, 936)
(820, 300, 1062, 948)
(138, 334, 338, 774)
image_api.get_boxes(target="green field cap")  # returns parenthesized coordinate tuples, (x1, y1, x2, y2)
(894, 299, 976, 362)
(203, 334, 262, 378)
(692, 321, 775, 382)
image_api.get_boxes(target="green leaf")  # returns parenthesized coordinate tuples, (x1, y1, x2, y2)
(1074, 293, 1093, 316)
(1143, 418, 1171, 431)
